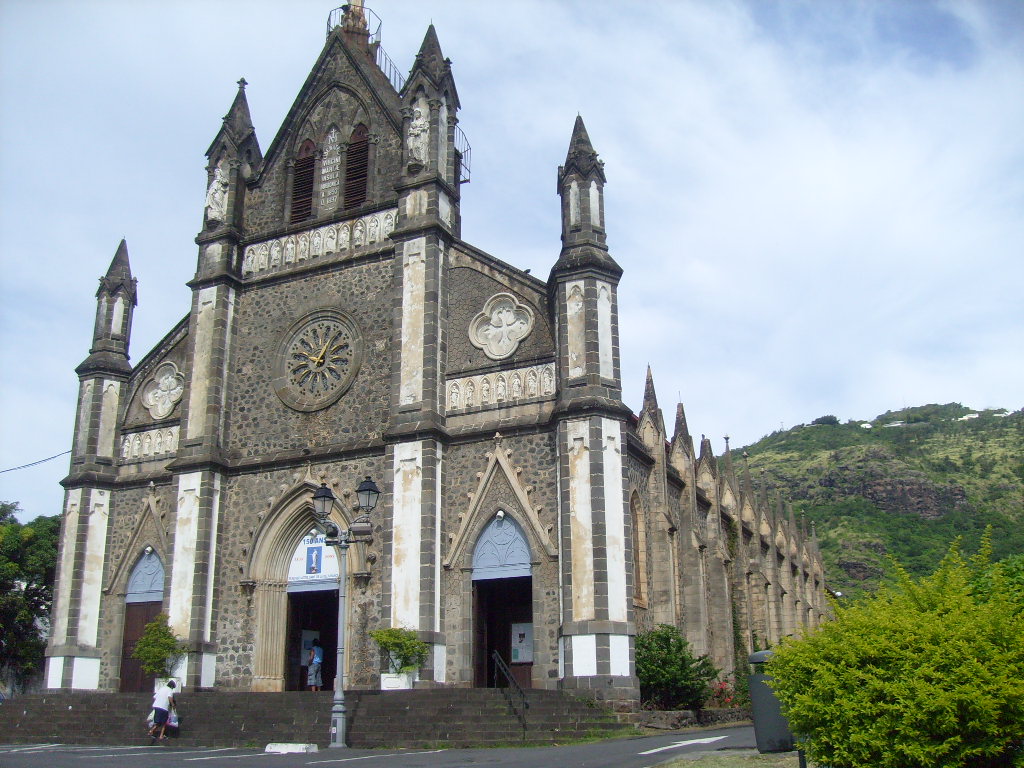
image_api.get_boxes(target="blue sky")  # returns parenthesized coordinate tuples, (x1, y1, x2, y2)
(1, 0, 1022, 523)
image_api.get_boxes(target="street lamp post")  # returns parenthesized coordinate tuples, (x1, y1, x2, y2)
(311, 477, 379, 748)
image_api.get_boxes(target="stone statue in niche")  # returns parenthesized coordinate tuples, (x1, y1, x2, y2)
(353, 220, 365, 246)
(495, 376, 506, 402)
(407, 102, 429, 168)
(311, 229, 323, 256)
(270, 241, 282, 267)
(205, 161, 229, 222)
(284, 238, 296, 264)
(141, 361, 186, 420)
(480, 377, 491, 404)
(526, 370, 538, 397)
(449, 383, 460, 410)
(325, 226, 337, 253)
(511, 374, 522, 399)
(465, 380, 475, 407)
(368, 216, 379, 243)
(469, 293, 535, 360)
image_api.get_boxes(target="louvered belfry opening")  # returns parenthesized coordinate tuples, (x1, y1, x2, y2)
(290, 139, 316, 223)
(344, 124, 369, 209)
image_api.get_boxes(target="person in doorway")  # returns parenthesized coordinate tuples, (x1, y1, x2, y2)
(308, 639, 324, 691)
(148, 679, 176, 743)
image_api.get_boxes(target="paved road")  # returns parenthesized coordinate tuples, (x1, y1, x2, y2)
(0, 724, 754, 768)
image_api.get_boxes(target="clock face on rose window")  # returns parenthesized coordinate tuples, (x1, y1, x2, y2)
(274, 309, 363, 411)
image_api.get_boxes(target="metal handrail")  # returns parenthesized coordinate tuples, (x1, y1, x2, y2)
(375, 44, 406, 93)
(491, 650, 529, 733)
(454, 125, 471, 184)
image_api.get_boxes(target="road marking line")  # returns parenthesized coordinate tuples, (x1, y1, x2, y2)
(306, 750, 446, 764)
(638, 735, 728, 754)
(81, 749, 239, 761)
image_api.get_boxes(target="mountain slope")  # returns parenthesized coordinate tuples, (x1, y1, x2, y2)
(734, 404, 1023, 597)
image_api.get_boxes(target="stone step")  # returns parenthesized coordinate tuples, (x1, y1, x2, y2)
(0, 689, 628, 748)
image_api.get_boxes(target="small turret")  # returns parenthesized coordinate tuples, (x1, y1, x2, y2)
(78, 239, 136, 376)
(551, 116, 620, 281)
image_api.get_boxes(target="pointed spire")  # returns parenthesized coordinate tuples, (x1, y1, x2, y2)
(410, 23, 450, 84)
(642, 366, 658, 412)
(674, 403, 691, 442)
(98, 239, 137, 304)
(722, 435, 735, 477)
(698, 434, 717, 473)
(561, 115, 606, 181)
(222, 77, 255, 142)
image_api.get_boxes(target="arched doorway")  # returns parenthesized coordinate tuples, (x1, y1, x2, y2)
(284, 529, 340, 690)
(472, 512, 533, 689)
(119, 549, 164, 692)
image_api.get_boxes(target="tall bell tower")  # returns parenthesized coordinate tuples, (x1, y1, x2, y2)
(549, 117, 638, 705)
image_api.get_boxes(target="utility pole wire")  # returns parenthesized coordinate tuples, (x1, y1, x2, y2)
(0, 450, 71, 474)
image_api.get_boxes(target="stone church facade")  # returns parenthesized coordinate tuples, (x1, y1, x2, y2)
(48, 5, 827, 706)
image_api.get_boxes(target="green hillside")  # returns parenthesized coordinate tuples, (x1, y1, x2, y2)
(734, 403, 1024, 598)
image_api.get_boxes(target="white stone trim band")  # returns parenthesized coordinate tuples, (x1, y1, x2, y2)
(241, 208, 398, 276)
(446, 363, 555, 412)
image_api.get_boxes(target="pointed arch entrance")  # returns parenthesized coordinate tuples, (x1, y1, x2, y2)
(284, 529, 341, 691)
(119, 549, 164, 692)
(245, 478, 355, 692)
(472, 512, 533, 689)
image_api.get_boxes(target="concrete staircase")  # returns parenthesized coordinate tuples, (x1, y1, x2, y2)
(0, 689, 632, 748)
(348, 688, 633, 747)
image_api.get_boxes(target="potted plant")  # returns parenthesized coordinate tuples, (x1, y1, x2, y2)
(131, 613, 189, 690)
(369, 627, 429, 690)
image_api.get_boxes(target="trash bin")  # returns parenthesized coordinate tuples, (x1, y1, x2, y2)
(748, 650, 795, 753)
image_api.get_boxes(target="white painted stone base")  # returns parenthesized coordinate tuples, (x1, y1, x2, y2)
(71, 657, 100, 689)
(380, 672, 416, 690)
(46, 656, 64, 689)
(201, 652, 217, 687)
(265, 744, 318, 753)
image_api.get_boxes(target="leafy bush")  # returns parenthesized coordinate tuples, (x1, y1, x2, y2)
(369, 627, 429, 673)
(811, 415, 840, 426)
(635, 624, 719, 710)
(131, 613, 188, 679)
(768, 539, 1024, 768)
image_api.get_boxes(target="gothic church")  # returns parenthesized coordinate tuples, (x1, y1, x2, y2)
(49, 4, 827, 707)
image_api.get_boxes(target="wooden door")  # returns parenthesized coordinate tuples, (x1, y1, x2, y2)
(119, 601, 162, 692)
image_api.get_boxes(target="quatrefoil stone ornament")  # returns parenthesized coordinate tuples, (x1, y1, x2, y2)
(468, 293, 534, 360)
(141, 361, 185, 420)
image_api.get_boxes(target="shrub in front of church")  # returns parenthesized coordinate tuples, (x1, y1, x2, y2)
(131, 613, 189, 679)
(767, 538, 1024, 768)
(369, 627, 430, 673)
(635, 624, 719, 710)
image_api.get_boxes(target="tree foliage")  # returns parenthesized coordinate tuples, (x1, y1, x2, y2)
(0, 502, 60, 691)
(768, 538, 1024, 768)
(369, 627, 429, 673)
(635, 624, 719, 710)
(131, 613, 189, 679)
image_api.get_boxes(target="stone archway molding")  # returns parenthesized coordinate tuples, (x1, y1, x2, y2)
(246, 466, 358, 691)
(105, 483, 169, 596)
(444, 433, 556, 569)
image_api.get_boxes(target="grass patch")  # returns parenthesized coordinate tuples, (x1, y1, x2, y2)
(660, 750, 802, 767)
